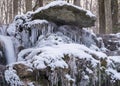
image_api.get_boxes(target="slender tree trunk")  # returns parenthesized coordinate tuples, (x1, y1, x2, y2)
(33, 0, 43, 11)
(90, 0, 93, 11)
(111, 0, 118, 33)
(98, 0, 106, 34)
(3, 0, 8, 24)
(13, 0, 18, 17)
(104, 0, 112, 34)
(9, 0, 13, 23)
(86, 0, 89, 10)
(39, 0, 43, 7)
(0, 1, 3, 24)
(74, 0, 80, 6)
(26, 0, 32, 12)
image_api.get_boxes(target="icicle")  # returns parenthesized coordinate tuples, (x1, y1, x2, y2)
(21, 30, 30, 48)
(68, 56, 77, 86)
(80, 72, 89, 86)
(47, 24, 51, 34)
(30, 28, 38, 46)
(98, 62, 101, 86)
(74, 33, 77, 43)
(49, 71, 58, 86)
(42, 26, 46, 36)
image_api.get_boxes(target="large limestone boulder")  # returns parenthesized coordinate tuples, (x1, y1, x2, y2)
(28, 1, 96, 27)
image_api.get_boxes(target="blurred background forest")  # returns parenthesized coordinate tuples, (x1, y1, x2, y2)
(0, 0, 120, 34)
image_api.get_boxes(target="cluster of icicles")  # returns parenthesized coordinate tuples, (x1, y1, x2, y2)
(1, 20, 117, 86)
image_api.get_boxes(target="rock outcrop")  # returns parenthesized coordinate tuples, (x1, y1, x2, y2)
(97, 33, 120, 56)
(14, 1, 96, 28)
(31, 1, 96, 27)
(1, 1, 120, 86)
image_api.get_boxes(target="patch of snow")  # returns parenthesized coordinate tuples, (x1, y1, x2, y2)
(17, 43, 107, 70)
(36, 33, 72, 47)
(86, 68, 93, 74)
(65, 74, 75, 82)
(24, 19, 48, 28)
(108, 56, 120, 63)
(86, 10, 95, 17)
(5, 67, 23, 86)
(7, 23, 16, 36)
(27, 82, 35, 86)
(106, 68, 120, 80)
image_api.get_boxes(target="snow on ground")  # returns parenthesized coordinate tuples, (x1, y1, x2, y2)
(108, 56, 120, 63)
(106, 68, 120, 80)
(106, 56, 120, 80)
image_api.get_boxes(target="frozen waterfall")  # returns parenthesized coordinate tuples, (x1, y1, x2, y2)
(0, 35, 16, 64)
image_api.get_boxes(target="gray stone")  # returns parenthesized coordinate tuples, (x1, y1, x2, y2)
(31, 4, 96, 27)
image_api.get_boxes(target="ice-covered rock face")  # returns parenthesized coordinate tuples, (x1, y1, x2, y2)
(7, 19, 98, 55)
(2, 1, 120, 86)
(97, 33, 120, 56)
(6, 43, 108, 86)
(5, 1, 97, 55)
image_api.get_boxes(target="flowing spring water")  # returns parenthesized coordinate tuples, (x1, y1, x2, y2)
(0, 35, 16, 64)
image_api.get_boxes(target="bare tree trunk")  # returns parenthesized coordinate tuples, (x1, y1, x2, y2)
(98, 0, 106, 34)
(9, 0, 13, 23)
(33, 0, 43, 11)
(13, 0, 18, 17)
(111, 0, 118, 33)
(90, 0, 93, 11)
(25, 0, 32, 12)
(85, 0, 89, 9)
(6, 0, 9, 24)
(0, 1, 3, 24)
(3, 0, 8, 24)
(74, 0, 80, 6)
(104, 0, 112, 34)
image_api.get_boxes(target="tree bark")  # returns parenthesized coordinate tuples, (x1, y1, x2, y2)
(74, 0, 80, 6)
(33, 0, 43, 11)
(9, 0, 13, 23)
(104, 0, 113, 34)
(13, 0, 18, 17)
(98, 0, 106, 34)
(111, 0, 118, 33)
(26, 0, 32, 12)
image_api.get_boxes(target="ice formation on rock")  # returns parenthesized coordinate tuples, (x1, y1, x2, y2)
(0, 36, 16, 64)
(0, 1, 119, 86)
